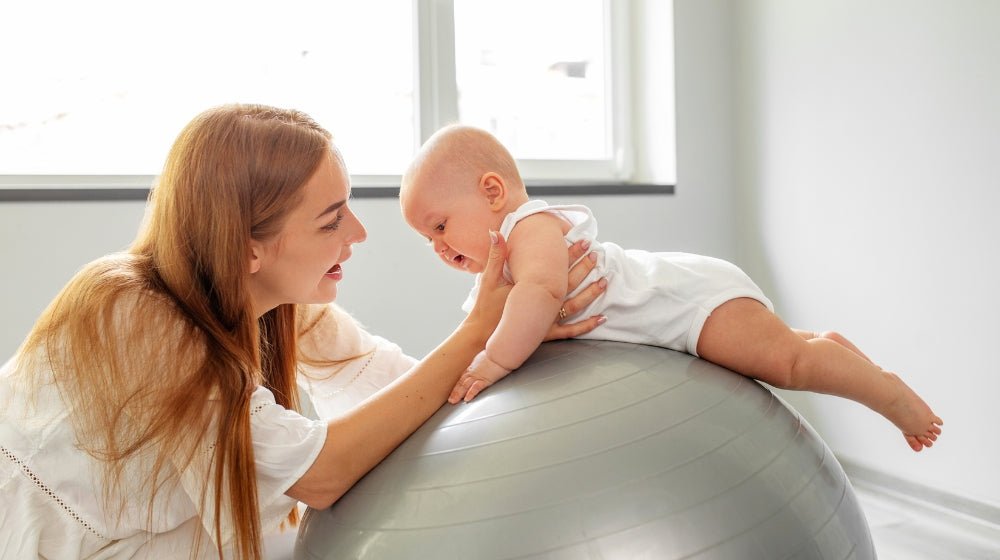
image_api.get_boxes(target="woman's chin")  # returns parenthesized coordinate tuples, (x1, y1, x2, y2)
(311, 283, 339, 303)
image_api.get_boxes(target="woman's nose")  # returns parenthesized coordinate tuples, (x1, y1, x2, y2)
(348, 212, 367, 244)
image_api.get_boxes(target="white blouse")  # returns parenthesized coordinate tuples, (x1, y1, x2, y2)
(0, 304, 417, 559)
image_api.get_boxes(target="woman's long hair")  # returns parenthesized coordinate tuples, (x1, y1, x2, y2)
(19, 104, 333, 559)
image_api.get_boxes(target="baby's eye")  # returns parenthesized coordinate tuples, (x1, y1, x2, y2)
(434, 221, 445, 232)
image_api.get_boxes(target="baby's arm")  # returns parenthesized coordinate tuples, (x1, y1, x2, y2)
(448, 214, 569, 403)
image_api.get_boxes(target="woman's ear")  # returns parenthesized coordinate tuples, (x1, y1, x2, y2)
(480, 172, 508, 210)
(248, 242, 263, 274)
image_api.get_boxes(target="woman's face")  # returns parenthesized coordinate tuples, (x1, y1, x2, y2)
(248, 151, 366, 316)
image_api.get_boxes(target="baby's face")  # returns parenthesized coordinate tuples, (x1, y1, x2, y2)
(400, 178, 496, 274)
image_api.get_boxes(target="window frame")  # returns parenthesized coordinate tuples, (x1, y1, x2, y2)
(417, 0, 633, 183)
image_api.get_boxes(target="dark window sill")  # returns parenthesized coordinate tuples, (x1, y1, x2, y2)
(0, 183, 674, 203)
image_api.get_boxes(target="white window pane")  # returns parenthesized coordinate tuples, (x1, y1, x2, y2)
(0, 0, 413, 176)
(453, 0, 609, 161)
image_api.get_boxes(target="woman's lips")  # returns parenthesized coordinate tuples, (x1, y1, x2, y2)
(324, 263, 342, 279)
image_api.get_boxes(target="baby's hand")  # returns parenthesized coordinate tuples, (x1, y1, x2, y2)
(448, 350, 512, 404)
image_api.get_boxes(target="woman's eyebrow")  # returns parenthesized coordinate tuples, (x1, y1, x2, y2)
(315, 200, 346, 219)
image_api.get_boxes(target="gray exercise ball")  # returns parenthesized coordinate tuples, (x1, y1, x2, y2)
(295, 340, 874, 560)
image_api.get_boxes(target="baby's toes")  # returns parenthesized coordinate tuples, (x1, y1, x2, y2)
(906, 435, 923, 452)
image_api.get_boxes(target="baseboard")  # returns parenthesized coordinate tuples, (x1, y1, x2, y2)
(840, 458, 1000, 528)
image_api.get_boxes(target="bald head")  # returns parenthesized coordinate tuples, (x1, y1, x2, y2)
(401, 125, 526, 202)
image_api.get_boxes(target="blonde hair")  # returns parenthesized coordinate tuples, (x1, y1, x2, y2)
(19, 104, 333, 559)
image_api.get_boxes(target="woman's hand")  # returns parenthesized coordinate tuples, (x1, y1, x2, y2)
(544, 240, 607, 341)
(462, 231, 513, 341)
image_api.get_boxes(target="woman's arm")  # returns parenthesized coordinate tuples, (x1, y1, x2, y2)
(286, 232, 511, 509)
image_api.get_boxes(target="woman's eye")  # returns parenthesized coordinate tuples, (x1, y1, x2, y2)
(322, 214, 344, 231)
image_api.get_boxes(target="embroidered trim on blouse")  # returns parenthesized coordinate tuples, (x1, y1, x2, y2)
(205, 398, 273, 453)
(320, 352, 376, 397)
(0, 445, 109, 540)
(250, 402, 269, 416)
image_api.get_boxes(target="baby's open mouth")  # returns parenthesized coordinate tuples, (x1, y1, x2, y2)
(453, 255, 466, 267)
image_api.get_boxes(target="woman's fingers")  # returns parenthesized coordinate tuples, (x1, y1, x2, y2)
(566, 239, 591, 263)
(562, 276, 607, 319)
(466, 231, 512, 332)
(544, 240, 608, 342)
(544, 314, 607, 342)
(481, 230, 509, 289)
(545, 278, 608, 340)
(566, 241, 595, 292)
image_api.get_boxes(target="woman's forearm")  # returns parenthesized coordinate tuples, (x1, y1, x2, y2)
(287, 319, 489, 508)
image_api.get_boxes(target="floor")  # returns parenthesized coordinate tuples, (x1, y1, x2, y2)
(853, 480, 1000, 560)
(266, 482, 1000, 560)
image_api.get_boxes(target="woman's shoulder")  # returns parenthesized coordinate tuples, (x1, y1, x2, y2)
(59, 253, 198, 349)
(296, 303, 371, 360)
(80, 253, 182, 313)
(68, 253, 155, 299)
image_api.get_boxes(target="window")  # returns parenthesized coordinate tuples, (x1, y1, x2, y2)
(444, 0, 624, 180)
(1, 0, 415, 177)
(0, 0, 672, 188)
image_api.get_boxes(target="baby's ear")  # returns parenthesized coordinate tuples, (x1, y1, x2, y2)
(480, 172, 507, 210)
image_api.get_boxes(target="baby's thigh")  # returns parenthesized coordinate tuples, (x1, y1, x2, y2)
(696, 298, 803, 377)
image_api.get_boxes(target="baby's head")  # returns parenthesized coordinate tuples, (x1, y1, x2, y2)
(400, 125, 529, 274)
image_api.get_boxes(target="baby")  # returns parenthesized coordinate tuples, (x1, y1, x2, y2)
(399, 124, 943, 452)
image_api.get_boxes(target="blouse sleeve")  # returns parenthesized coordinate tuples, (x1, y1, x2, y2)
(248, 385, 327, 507)
(178, 385, 326, 546)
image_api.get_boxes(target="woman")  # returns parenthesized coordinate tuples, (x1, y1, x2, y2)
(0, 104, 605, 559)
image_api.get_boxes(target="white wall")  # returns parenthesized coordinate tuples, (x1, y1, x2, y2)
(731, 0, 1000, 508)
(0, 201, 147, 358)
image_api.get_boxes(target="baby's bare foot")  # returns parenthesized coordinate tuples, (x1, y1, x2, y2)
(879, 373, 943, 452)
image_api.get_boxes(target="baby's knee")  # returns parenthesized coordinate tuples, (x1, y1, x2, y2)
(776, 341, 829, 390)
(771, 364, 805, 390)
(760, 349, 807, 390)
(819, 330, 847, 344)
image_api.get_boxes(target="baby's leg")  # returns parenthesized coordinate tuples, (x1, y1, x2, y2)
(793, 329, 873, 363)
(696, 298, 943, 452)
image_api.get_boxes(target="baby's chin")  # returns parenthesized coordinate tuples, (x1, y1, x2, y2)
(449, 254, 485, 274)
